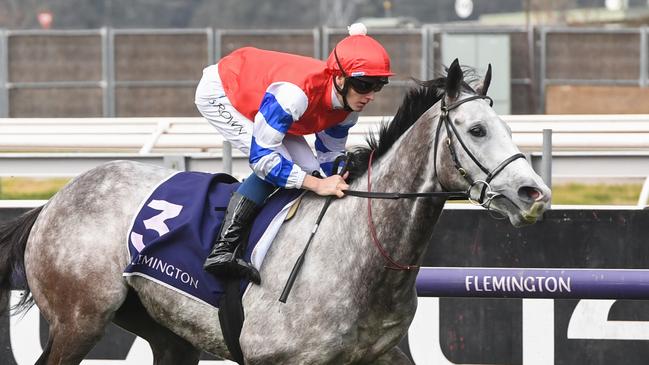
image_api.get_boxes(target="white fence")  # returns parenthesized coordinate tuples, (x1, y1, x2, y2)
(2, 115, 649, 153)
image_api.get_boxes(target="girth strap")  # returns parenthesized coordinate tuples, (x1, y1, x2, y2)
(218, 279, 245, 365)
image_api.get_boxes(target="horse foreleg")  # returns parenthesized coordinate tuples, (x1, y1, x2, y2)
(148, 338, 200, 365)
(372, 346, 414, 365)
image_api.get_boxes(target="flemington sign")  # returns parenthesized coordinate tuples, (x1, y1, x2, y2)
(417, 267, 649, 299)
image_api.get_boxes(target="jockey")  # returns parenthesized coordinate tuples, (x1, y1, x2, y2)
(194, 23, 393, 284)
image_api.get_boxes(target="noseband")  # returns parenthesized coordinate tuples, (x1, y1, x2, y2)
(433, 95, 526, 206)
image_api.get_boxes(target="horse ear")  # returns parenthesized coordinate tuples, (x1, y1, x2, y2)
(445, 58, 463, 100)
(477, 64, 492, 96)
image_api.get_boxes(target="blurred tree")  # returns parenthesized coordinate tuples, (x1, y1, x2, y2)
(1, 0, 646, 30)
(320, 0, 366, 27)
(189, 0, 320, 29)
(1, 0, 42, 28)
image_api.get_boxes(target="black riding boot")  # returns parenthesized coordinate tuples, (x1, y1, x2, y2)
(203, 192, 261, 284)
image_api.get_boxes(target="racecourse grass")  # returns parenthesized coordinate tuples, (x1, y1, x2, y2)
(0, 178, 644, 205)
(0, 177, 70, 199)
(550, 182, 643, 205)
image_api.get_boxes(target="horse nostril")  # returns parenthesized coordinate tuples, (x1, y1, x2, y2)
(518, 186, 544, 202)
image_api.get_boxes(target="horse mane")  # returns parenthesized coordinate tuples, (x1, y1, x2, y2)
(347, 68, 479, 182)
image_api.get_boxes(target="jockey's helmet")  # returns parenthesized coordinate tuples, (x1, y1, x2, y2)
(326, 23, 394, 78)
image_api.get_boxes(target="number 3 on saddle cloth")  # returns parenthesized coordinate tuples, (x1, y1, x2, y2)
(123, 171, 303, 307)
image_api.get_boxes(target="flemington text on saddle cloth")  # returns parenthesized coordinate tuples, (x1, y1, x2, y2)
(122, 171, 304, 308)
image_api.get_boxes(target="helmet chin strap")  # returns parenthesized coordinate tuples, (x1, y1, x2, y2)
(333, 77, 354, 112)
(333, 48, 354, 112)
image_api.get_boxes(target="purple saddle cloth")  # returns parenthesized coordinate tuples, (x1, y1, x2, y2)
(123, 171, 302, 308)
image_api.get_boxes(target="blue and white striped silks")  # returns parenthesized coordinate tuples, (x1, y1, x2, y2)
(249, 82, 356, 188)
(250, 82, 307, 188)
(315, 112, 358, 176)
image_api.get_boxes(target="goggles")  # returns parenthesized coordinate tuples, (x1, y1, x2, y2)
(347, 76, 389, 94)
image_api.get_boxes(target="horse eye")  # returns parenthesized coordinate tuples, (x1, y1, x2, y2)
(469, 125, 486, 137)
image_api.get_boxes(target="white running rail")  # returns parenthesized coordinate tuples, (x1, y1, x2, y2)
(2, 115, 649, 153)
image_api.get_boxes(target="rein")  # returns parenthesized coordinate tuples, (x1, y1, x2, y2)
(365, 149, 417, 270)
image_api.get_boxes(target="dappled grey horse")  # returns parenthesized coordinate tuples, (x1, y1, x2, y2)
(0, 59, 550, 364)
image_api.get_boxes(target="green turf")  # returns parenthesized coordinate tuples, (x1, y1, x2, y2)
(0, 177, 70, 200)
(550, 183, 643, 205)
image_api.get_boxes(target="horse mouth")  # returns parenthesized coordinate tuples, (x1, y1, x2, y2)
(520, 201, 546, 224)
(489, 193, 547, 226)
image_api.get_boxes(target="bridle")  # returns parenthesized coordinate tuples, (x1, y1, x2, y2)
(344, 93, 526, 271)
(433, 94, 526, 206)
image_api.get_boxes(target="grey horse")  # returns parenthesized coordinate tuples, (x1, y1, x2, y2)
(0, 59, 550, 364)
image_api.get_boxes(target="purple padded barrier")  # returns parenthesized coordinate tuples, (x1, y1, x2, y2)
(416, 267, 649, 299)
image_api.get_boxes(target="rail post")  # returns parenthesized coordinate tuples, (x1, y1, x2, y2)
(541, 128, 552, 208)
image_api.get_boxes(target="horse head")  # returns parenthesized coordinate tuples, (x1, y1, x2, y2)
(435, 58, 551, 227)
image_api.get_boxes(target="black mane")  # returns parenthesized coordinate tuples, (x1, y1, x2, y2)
(346, 75, 477, 182)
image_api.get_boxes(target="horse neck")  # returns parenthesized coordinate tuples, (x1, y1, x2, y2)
(349, 106, 445, 283)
